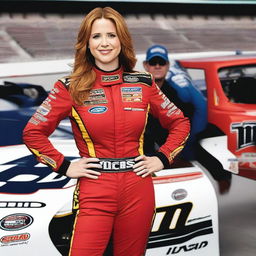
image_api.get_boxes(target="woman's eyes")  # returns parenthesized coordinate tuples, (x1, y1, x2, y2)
(92, 34, 100, 39)
(108, 33, 116, 38)
(91, 33, 117, 39)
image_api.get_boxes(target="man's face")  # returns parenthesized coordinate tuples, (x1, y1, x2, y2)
(143, 56, 169, 80)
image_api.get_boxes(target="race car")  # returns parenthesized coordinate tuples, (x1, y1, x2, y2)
(174, 53, 256, 180)
(0, 141, 219, 256)
(0, 109, 219, 254)
(3, 50, 254, 255)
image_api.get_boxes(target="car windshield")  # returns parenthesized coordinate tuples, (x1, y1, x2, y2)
(218, 65, 256, 104)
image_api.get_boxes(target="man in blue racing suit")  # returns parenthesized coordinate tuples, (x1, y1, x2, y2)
(143, 44, 231, 194)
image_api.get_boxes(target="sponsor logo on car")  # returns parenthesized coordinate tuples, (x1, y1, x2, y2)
(166, 241, 208, 255)
(0, 214, 33, 231)
(171, 189, 188, 201)
(0, 155, 75, 194)
(149, 203, 213, 249)
(0, 233, 30, 245)
(0, 201, 46, 208)
(231, 121, 256, 150)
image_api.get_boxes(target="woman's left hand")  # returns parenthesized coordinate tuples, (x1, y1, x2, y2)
(133, 155, 164, 178)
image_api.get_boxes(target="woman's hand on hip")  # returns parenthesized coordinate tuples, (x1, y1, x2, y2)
(133, 155, 164, 178)
(66, 157, 102, 179)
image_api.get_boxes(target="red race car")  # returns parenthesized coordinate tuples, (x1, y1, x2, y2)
(178, 53, 256, 180)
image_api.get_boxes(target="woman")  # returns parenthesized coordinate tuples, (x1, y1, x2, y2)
(23, 7, 190, 256)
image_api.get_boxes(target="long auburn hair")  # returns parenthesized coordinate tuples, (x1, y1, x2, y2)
(69, 7, 137, 105)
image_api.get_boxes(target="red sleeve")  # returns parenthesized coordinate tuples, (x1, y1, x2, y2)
(23, 80, 72, 173)
(149, 81, 190, 166)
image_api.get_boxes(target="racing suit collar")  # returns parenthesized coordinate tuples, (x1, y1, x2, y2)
(93, 65, 123, 87)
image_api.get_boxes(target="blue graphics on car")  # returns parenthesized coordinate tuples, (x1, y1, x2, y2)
(0, 154, 76, 194)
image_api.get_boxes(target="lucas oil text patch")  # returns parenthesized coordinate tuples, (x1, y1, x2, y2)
(121, 87, 142, 102)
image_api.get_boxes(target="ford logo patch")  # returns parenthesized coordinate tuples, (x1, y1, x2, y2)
(88, 106, 107, 114)
(172, 189, 188, 201)
(0, 213, 34, 231)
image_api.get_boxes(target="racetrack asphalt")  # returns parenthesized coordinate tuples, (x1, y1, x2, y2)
(1, 10, 256, 256)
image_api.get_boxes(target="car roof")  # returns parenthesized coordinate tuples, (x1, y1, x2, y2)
(179, 54, 256, 67)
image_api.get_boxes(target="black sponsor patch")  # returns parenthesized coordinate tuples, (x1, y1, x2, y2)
(101, 74, 120, 82)
(123, 72, 153, 87)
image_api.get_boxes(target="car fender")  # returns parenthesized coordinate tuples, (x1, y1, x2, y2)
(199, 135, 238, 174)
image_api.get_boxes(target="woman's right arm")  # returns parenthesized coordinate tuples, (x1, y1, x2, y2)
(23, 80, 73, 174)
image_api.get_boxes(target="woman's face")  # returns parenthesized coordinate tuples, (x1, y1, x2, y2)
(89, 18, 121, 71)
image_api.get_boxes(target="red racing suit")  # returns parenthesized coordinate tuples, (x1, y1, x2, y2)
(23, 66, 190, 256)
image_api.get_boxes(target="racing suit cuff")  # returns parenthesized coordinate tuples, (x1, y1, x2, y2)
(152, 151, 170, 169)
(57, 159, 71, 176)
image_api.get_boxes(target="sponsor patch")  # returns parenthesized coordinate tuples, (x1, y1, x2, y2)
(124, 107, 145, 111)
(101, 74, 120, 82)
(84, 100, 108, 105)
(121, 87, 142, 102)
(123, 72, 152, 87)
(50, 87, 60, 94)
(59, 77, 70, 88)
(123, 75, 139, 83)
(160, 94, 179, 116)
(49, 94, 56, 100)
(37, 105, 51, 116)
(161, 96, 171, 109)
(40, 155, 57, 168)
(88, 106, 108, 114)
(43, 98, 52, 106)
(84, 88, 108, 105)
(28, 117, 40, 125)
(0, 214, 33, 231)
(166, 103, 179, 117)
(33, 113, 48, 122)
